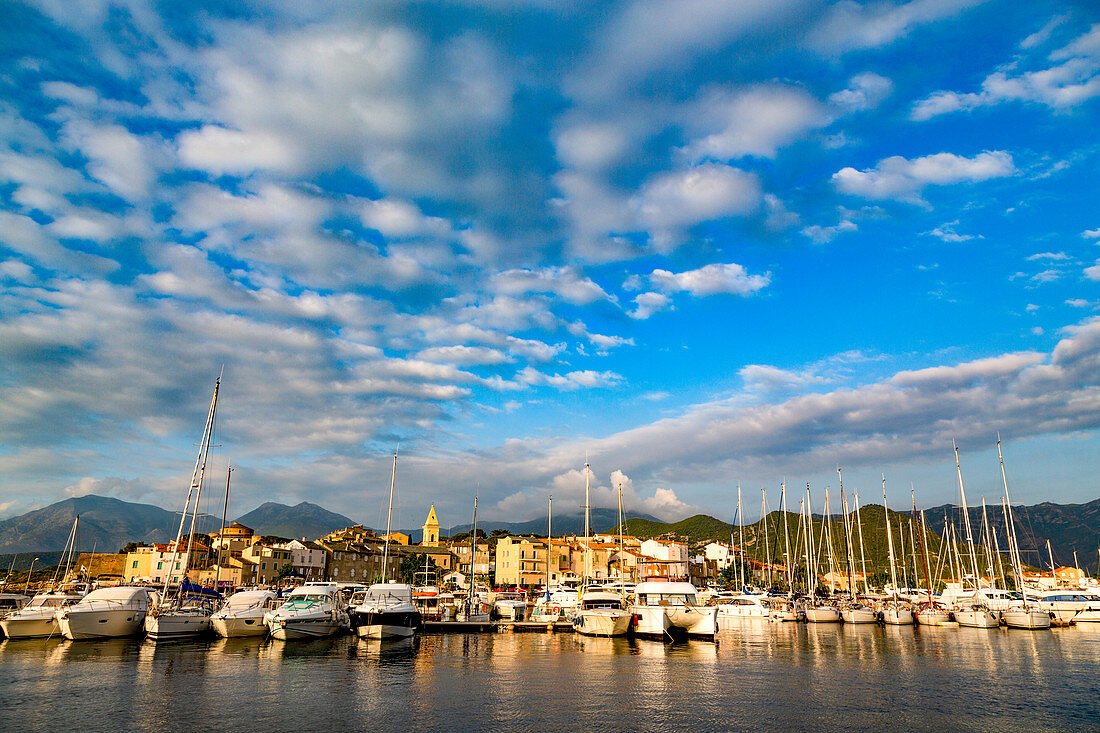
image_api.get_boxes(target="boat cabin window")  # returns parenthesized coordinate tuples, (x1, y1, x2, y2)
(0, 598, 23, 610)
(640, 593, 694, 606)
(27, 597, 66, 608)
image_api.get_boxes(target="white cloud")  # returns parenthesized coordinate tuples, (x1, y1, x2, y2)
(808, 0, 987, 55)
(633, 164, 761, 248)
(828, 72, 893, 112)
(360, 198, 452, 239)
(1085, 262, 1100, 281)
(648, 263, 771, 296)
(1026, 251, 1070, 261)
(833, 151, 1014, 203)
(683, 85, 828, 160)
(628, 292, 672, 320)
(802, 220, 857, 244)
(62, 121, 158, 200)
(554, 121, 631, 171)
(1082, 228, 1100, 240)
(490, 267, 611, 305)
(926, 220, 978, 242)
(911, 23, 1100, 120)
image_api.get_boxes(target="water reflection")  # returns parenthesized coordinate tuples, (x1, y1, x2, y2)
(0, 626, 1098, 732)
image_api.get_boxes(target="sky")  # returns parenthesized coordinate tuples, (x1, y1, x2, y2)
(1, 0, 1099, 531)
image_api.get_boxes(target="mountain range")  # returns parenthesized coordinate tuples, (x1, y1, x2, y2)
(0, 494, 1096, 574)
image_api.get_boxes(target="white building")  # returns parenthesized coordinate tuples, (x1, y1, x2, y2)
(704, 541, 741, 570)
(639, 539, 690, 580)
(275, 539, 328, 581)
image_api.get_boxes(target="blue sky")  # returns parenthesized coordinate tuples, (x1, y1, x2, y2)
(2, 0, 1099, 530)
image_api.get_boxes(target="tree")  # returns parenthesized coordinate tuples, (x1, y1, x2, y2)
(119, 542, 139, 554)
(400, 553, 438, 584)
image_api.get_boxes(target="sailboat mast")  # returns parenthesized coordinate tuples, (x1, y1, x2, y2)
(917, 508, 934, 602)
(1047, 540, 1056, 585)
(761, 489, 771, 588)
(998, 437, 1028, 603)
(163, 377, 220, 597)
(737, 484, 744, 589)
(953, 440, 981, 587)
(781, 482, 793, 594)
(801, 498, 812, 595)
(838, 469, 856, 597)
(617, 483, 625, 581)
(215, 465, 232, 592)
(907, 518, 920, 593)
(823, 488, 837, 595)
(381, 451, 397, 584)
(583, 460, 591, 587)
(980, 498, 996, 586)
(854, 493, 869, 595)
(545, 495, 552, 598)
(882, 477, 898, 600)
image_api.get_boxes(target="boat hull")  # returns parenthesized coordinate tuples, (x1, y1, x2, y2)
(58, 609, 146, 640)
(841, 607, 877, 624)
(0, 612, 59, 639)
(805, 606, 841, 623)
(493, 601, 527, 621)
(630, 606, 672, 638)
(269, 614, 343, 640)
(882, 607, 914, 625)
(145, 611, 212, 640)
(916, 609, 951, 626)
(350, 609, 422, 639)
(575, 609, 631, 637)
(210, 615, 268, 637)
(1002, 608, 1051, 630)
(955, 608, 1000, 628)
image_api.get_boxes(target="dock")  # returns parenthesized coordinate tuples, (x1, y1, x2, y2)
(420, 620, 576, 633)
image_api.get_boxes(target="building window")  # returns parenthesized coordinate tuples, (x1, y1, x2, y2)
(132, 561, 138, 568)
(157, 562, 163, 570)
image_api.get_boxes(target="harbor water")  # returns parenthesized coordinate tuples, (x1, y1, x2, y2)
(1, 623, 1098, 731)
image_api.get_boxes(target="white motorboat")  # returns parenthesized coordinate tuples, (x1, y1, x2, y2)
(1002, 606, 1051, 629)
(574, 587, 631, 637)
(57, 586, 156, 640)
(717, 593, 771, 624)
(211, 590, 279, 637)
(629, 581, 717, 639)
(492, 590, 528, 621)
(349, 582, 422, 639)
(841, 602, 878, 624)
(1035, 590, 1100, 624)
(267, 583, 348, 640)
(767, 599, 802, 622)
(0, 593, 30, 621)
(0, 590, 84, 639)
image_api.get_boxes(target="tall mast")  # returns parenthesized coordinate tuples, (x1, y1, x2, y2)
(998, 437, 1028, 603)
(805, 497, 814, 594)
(583, 459, 591, 587)
(806, 485, 816, 595)
(882, 477, 898, 600)
(216, 465, 232, 592)
(761, 489, 772, 588)
(781, 481, 793, 595)
(907, 518, 919, 592)
(917, 508, 934, 603)
(980, 498, 996, 586)
(838, 469, 856, 596)
(163, 376, 220, 597)
(617, 483, 625, 581)
(381, 450, 397, 583)
(737, 483, 744, 589)
(1047, 540, 1057, 585)
(822, 488, 837, 595)
(545, 495, 552, 600)
(898, 516, 909, 590)
(953, 440, 981, 588)
(854, 493, 869, 595)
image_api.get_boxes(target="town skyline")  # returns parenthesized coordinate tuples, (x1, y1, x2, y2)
(2, 2, 1099, 525)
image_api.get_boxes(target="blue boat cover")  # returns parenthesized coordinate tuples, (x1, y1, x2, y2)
(179, 577, 223, 598)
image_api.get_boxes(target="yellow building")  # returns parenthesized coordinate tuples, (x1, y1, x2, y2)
(495, 537, 549, 587)
(422, 505, 440, 546)
(381, 532, 410, 546)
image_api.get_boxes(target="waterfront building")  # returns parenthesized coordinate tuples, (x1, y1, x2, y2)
(381, 532, 410, 545)
(422, 505, 440, 546)
(495, 537, 548, 587)
(242, 543, 294, 585)
(318, 540, 399, 584)
(195, 556, 257, 590)
(124, 541, 212, 585)
(322, 524, 380, 544)
(72, 552, 127, 581)
(449, 541, 491, 582)
(210, 522, 256, 556)
(401, 545, 457, 575)
(703, 541, 744, 570)
(639, 539, 690, 580)
(275, 539, 328, 581)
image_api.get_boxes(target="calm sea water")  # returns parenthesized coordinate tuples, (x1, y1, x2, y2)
(2, 623, 1098, 732)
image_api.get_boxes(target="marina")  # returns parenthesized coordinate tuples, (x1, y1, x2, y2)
(1, 622, 1097, 732)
